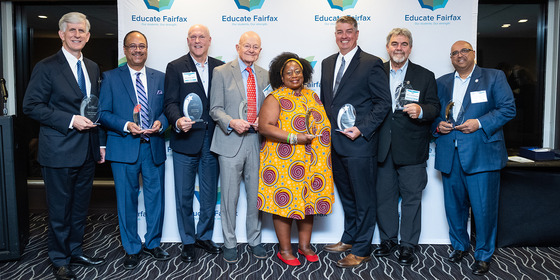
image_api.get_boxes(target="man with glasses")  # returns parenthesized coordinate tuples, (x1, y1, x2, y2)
(99, 30, 170, 270)
(209, 31, 269, 263)
(434, 40, 515, 275)
(163, 24, 224, 263)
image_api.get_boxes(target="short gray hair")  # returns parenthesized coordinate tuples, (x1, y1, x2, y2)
(386, 28, 413, 47)
(59, 12, 90, 33)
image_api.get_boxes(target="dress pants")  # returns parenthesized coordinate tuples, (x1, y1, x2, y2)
(173, 129, 219, 245)
(376, 151, 427, 248)
(111, 142, 165, 254)
(42, 152, 95, 267)
(331, 150, 377, 257)
(218, 133, 262, 249)
(441, 148, 500, 262)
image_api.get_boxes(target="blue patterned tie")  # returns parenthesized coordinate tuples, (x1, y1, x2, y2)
(77, 60, 86, 97)
(136, 72, 150, 141)
(333, 57, 345, 96)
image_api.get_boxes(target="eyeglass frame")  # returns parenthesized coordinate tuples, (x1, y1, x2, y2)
(450, 48, 473, 57)
(124, 44, 147, 51)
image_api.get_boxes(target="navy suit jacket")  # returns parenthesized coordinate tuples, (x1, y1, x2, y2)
(99, 65, 168, 165)
(164, 54, 224, 155)
(433, 65, 516, 174)
(320, 47, 392, 157)
(378, 61, 440, 165)
(23, 50, 103, 167)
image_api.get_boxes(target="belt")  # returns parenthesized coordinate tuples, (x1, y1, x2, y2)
(140, 138, 150, 144)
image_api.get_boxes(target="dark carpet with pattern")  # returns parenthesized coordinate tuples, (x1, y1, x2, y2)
(1, 213, 559, 280)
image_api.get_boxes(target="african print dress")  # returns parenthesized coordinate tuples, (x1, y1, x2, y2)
(258, 87, 334, 220)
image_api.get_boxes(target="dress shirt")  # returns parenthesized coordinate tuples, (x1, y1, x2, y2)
(62, 47, 91, 129)
(333, 46, 358, 91)
(238, 57, 260, 107)
(191, 54, 209, 96)
(124, 66, 147, 132)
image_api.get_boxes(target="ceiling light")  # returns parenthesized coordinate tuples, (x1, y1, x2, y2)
(502, 24, 511, 28)
(38, 15, 47, 19)
(518, 19, 528, 23)
(105, 33, 115, 36)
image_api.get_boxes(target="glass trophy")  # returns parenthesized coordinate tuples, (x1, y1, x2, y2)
(305, 110, 321, 137)
(183, 93, 204, 122)
(239, 100, 256, 133)
(80, 95, 100, 125)
(133, 104, 141, 127)
(394, 81, 415, 110)
(336, 103, 356, 131)
(445, 101, 455, 125)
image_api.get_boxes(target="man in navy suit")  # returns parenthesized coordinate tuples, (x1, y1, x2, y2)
(163, 24, 224, 263)
(320, 16, 392, 268)
(99, 30, 170, 270)
(374, 28, 440, 266)
(434, 40, 515, 275)
(23, 12, 106, 280)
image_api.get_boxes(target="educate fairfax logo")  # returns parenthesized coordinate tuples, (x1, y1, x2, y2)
(406, 0, 460, 26)
(222, 0, 277, 25)
(418, 0, 448, 11)
(234, 0, 265, 11)
(143, 0, 175, 12)
(327, 0, 358, 11)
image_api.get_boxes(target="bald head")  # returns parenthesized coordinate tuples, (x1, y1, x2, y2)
(187, 24, 212, 63)
(450, 40, 476, 77)
(236, 31, 262, 66)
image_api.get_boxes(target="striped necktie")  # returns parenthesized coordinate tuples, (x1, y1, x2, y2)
(136, 72, 150, 141)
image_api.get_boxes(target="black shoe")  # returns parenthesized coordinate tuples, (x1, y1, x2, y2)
(181, 244, 196, 263)
(69, 254, 106, 267)
(143, 246, 171, 261)
(123, 253, 140, 270)
(448, 250, 468, 263)
(472, 260, 490, 275)
(195, 239, 222, 254)
(373, 240, 398, 257)
(53, 265, 76, 280)
(398, 246, 415, 266)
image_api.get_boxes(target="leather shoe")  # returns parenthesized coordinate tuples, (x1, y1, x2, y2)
(373, 240, 398, 257)
(472, 260, 490, 275)
(123, 253, 140, 270)
(181, 244, 196, 263)
(69, 254, 106, 267)
(324, 242, 352, 253)
(195, 239, 222, 254)
(143, 246, 171, 261)
(398, 246, 415, 266)
(336, 253, 371, 268)
(448, 250, 468, 263)
(52, 265, 76, 280)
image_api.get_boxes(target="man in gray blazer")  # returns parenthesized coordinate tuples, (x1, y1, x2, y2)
(209, 31, 269, 264)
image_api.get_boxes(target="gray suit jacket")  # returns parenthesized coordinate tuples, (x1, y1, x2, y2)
(209, 59, 269, 157)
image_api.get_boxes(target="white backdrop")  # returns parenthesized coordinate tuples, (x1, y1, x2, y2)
(119, 0, 478, 244)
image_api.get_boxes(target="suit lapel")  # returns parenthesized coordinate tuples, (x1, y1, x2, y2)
(57, 51, 84, 99)
(457, 66, 481, 121)
(119, 66, 137, 106)
(185, 54, 206, 97)
(84, 58, 98, 97)
(323, 55, 336, 98)
(335, 48, 361, 100)
(231, 60, 246, 102)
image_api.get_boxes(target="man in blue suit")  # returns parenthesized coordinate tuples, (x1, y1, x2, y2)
(99, 30, 170, 270)
(434, 40, 516, 275)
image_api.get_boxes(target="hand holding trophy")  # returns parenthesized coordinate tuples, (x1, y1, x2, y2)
(305, 110, 322, 137)
(183, 93, 205, 123)
(80, 95, 100, 125)
(239, 100, 257, 133)
(336, 103, 356, 132)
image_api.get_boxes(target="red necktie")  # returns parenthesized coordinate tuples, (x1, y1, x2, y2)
(246, 66, 257, 123)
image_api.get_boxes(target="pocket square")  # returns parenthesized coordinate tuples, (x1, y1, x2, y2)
(156, 90, 163, 95)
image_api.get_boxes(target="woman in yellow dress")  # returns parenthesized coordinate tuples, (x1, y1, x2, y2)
(258, 52, 334, 266)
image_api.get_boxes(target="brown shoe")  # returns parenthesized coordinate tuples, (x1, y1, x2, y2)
(323, 242, 352, 253)
(336, 253, 371, 268)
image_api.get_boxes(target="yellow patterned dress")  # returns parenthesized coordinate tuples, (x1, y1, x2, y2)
(258, 87, 334, 219)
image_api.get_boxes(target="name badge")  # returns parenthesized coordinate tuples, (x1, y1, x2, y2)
(182, 72, 197, 83)
(405, 89, 420, 102)
(470, 90, 488, 103)
(263, 84, 273, 97)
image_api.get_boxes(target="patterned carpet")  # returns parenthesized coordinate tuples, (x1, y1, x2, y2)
(1, 213, 559, 280)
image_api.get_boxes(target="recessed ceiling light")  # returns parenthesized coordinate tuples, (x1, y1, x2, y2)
(38, 15, 47, 19)
(105, 33, 115, 36)
(502, 24, 511, 28)
(518, 19, 528, 23)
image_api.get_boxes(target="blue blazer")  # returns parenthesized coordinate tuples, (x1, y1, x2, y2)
(99, 65, 168, 165)
(433, 66, 516, 174)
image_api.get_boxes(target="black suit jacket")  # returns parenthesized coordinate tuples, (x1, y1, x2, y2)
(320, 47, 392, 157)
(377, 61, 440, 165)
(164, 54, 224, 155)
(23, 50, 102, 168)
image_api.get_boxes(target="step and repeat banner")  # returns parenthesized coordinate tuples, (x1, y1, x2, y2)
(118, 0, 478, 244)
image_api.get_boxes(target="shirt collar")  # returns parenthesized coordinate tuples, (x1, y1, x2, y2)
(454, 65, 476, 81)
(128, 65, 146, 77)
(390, 59, 409, 74)
(190, 54, 208, 67)
(61, 46, 82, 65)
(339, 45, 359, 63)
(238, 57, 253, 72)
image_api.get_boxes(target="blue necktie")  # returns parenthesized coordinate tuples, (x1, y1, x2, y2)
(333, 57, 345, 96)
(77, 60, 86, 97)
(136, 72, 150, 141)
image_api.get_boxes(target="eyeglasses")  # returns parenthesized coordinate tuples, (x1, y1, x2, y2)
(242, 44, 260, 51)
(125, 44, 146, 50)
(284, 69, 302, 77)
(450, 48, 473, 57)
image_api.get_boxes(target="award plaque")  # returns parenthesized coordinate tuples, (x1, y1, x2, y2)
(133, 104, 141, 127)
(80, 95, 100, 125)
(239, 100, 256, 133)
(445, 101, 455, 124)
(305, 110, 321, 136)
(183, 93, 204, 122)
(337, 103, 356, 131)
(394, 81, 416, 110)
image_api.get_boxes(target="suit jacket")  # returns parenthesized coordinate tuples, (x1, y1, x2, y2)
(23, 50, 103, 168)
(98, 66, 168, 165)
(434, 65, 516, 174)
(163, 54, 224, 155)
(320, 47, 392, 157)
(209, 59, 269, 157)
(377, 60, 440, 165)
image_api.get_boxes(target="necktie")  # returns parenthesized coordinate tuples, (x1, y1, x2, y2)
(246, 66, 257, 123)
(136, 72, 150, 141)
(77, 60, 87, 97)
(333, 57, 345, 96)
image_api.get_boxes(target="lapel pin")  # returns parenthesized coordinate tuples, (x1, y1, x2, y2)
(475, 79, 479, 83)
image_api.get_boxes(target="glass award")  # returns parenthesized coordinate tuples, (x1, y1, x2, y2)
(133, 104, 141, 127)
(239, 100, 256, 133)
(305, 110, 321, 136)
(182, 93, 204, 122)
(445, 101, 455, 125)
(80, 95, 100, 125)
(336, 103, 356, 131)
(394, 81, 415, 110)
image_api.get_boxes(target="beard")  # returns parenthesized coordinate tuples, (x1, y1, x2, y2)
(391, 53, 406, 64)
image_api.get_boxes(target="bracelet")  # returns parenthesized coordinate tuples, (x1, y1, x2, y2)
(291, 133, 298, 145)
(287, 133, 291, 144)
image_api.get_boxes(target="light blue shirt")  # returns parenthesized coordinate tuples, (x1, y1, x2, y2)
(238, 57, 259, 107)
(390, 60, 408, 112)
